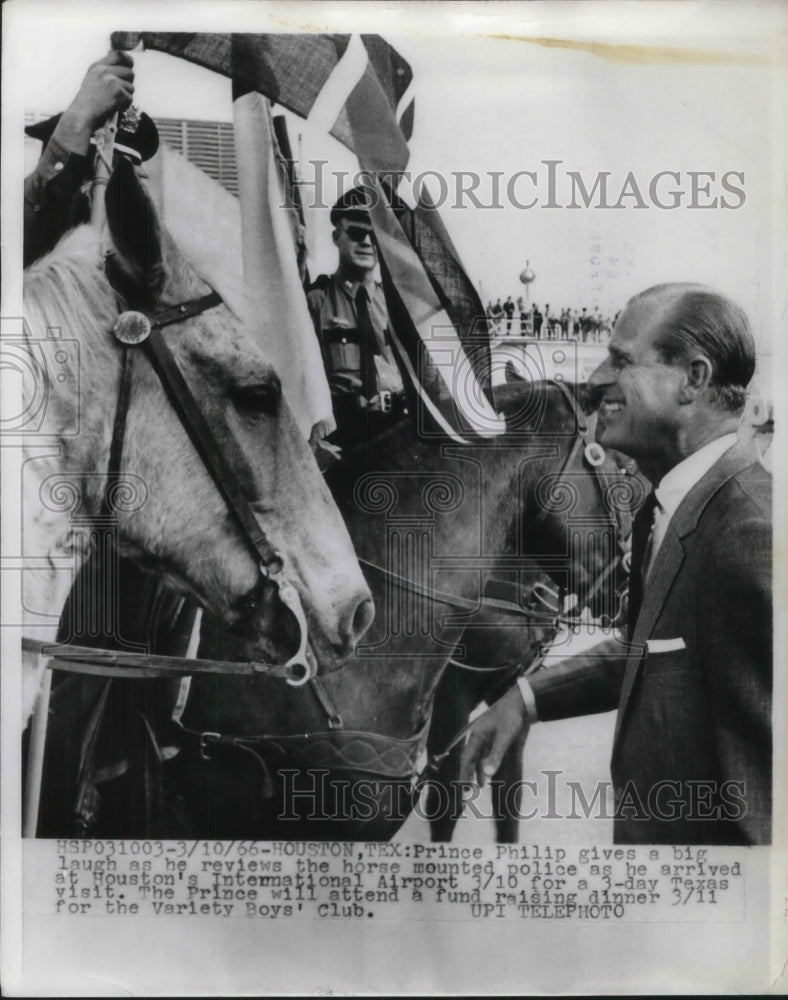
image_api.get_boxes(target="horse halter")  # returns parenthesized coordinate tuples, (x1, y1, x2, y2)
(543, 378, 633, 628)
(101, 280, 315, 686)
(357, 379, 632, 638)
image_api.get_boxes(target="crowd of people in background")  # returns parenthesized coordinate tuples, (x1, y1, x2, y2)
(486, 296, 619, 343)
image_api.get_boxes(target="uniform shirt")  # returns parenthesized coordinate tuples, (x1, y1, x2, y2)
(24, 136, 90, 267)
(306, 272, 403, 396)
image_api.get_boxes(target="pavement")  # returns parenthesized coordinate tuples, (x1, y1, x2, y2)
(397, 623, 617, 844)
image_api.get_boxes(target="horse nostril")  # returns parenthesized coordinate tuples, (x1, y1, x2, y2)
(351, 596, 375, 644)
(331, 596, 375, 659)
(353, 597, 375, 642)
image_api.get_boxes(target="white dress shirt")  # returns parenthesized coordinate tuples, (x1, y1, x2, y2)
(649, 432, 737, 563)
(517, 432, 738, 722)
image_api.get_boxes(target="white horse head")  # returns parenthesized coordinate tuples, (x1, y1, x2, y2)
(21, 159, 373, 718)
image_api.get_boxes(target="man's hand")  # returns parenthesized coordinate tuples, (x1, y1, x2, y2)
(459, 686, 529, 787)
(56, 52, 135, 152)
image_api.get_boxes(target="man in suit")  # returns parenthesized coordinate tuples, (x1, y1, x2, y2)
(460, 283, 772, 844)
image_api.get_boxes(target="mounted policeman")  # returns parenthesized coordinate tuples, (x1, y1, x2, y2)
(306, 187, 410, 453)
(24, 51, 159, 267)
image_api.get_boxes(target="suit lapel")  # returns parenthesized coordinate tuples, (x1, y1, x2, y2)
(612, 440, 758, 748)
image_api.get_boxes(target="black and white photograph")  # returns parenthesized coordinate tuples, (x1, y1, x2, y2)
(2, 0, 785, 994)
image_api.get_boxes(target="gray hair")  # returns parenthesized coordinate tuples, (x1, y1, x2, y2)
(630, 283, 755, 414)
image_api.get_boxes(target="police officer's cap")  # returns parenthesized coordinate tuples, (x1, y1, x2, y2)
(26, 108, 160, 164)
(330, 186, 375, 227)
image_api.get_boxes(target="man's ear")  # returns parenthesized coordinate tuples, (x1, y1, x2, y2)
(331, 228, 340, 248)
(679, 355, 713, 403)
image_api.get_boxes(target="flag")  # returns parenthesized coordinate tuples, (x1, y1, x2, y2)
(362, 178, 505, 441)
(111, 31, 498, 438)
(232, 91, 335, 438)
(110, 32, 413, 164)
(333, 40, 503, 437)
(144, 136, 334, 440)
(389, 183, 493, 395)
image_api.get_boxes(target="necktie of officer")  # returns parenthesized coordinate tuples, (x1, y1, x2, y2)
(627, 490, 659, 639)
(355, 285, 379, 401)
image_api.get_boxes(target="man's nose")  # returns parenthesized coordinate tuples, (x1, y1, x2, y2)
(589, 356, 615, 391)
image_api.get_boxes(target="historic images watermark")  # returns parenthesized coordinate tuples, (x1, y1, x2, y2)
(289, 161, 747, 212)
(277, 769, 748, 826)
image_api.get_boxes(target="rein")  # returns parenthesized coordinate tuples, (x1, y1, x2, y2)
(22, 637, 299, 682)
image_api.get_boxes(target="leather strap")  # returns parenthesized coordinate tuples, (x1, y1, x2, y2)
(143, 326, 281, 570)
(102, 346, 135, 518)
(72, 679, 113, 836)
(168, 715, 431, 779)
(150, 292, 223, 330)
(23, 637, 300, 682)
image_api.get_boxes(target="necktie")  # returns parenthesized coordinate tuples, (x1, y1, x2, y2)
(627, 491, 658, 638)
(355, 285, 379, 401)
(641, 501, 663, 584)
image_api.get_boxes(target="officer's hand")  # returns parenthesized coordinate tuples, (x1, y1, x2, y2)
(62, 51, 135, 136)
(459, 687, 529, 787)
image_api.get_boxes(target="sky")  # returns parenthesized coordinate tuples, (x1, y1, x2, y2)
(5, 0, 786, 372)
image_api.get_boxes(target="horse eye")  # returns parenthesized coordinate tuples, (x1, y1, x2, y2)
(234, 377, 282, 414)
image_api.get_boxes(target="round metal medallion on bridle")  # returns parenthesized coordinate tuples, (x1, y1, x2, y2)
(114, 310, 152, 345)
(584, 442, 606, 467)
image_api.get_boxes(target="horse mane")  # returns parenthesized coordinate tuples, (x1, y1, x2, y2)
(23, 220, 224, 396)
(157, 228, 214, 305)
(23, 227, 120, 412)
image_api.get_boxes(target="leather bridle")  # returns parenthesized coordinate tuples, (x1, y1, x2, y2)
(540, 378, 635, 628)
(37, 274, 316, 687)
(159, 380, 639, 799)
(38, 354, 637, 815)
(358, 378, 635, 637)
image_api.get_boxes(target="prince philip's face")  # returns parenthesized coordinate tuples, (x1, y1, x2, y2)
(589, 295, 685, 467)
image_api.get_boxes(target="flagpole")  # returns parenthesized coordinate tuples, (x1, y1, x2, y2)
(90, 112, 118, 231)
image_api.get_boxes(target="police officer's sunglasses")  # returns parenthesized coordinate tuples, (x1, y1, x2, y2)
(341, 224, 374, 243)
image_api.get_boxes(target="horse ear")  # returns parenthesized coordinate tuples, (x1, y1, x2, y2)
(105, 157, 166, 298)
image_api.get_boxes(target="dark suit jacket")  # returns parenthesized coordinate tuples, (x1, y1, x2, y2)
(530, 440, 772, 844)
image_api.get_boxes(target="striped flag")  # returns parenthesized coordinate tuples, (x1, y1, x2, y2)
(143, 133, 334, 440)
(111, 31, 500, 439)
(111, 32, 413, 162)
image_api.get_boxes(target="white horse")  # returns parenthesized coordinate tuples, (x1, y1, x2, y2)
(20, 159, 374, 724)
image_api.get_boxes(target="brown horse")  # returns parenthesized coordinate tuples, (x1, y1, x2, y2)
(424, 440, 637, 843)
(25, 160, 372, 836)
(162, 378, 646, 839)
